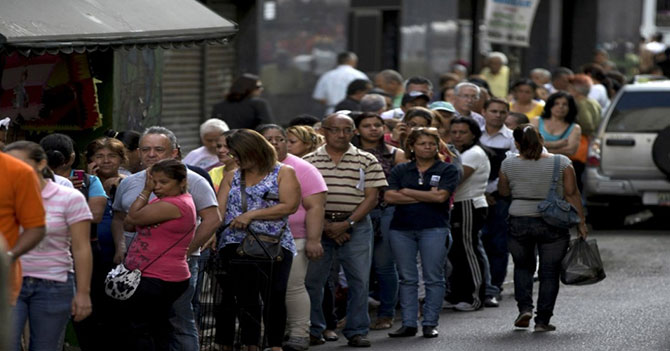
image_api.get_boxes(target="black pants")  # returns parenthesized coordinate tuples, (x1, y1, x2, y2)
(447, 200, 487, 309)
(219, 244, 293, 348)
(119, 277, 189, 351)
(73, 241, 119, 351)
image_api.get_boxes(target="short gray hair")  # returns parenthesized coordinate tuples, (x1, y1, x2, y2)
(487, 51, 508, 65)
(360, 94, 387, 112)
(531, 68, 551, 80)
(454, 82, 480, 98)
(199, 118, 229, 138)
(143, 126, 178, 150)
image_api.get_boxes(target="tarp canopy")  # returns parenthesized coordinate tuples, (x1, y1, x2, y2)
(0, 0, 237, 56)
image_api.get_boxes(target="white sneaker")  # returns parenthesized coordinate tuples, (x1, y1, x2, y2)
(453, 302, 476, 311)
(442, 300, 457, 309)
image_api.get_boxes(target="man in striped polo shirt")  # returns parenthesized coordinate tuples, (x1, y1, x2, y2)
(304, 113, 387, 348)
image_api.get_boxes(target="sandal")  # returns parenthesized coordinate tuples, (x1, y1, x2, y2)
(370, 316, 394, 330)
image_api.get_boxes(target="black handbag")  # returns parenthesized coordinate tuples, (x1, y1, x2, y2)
(235, 171, 286, 261)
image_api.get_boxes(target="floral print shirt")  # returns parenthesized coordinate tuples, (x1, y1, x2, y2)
(218, 165, 296, 255)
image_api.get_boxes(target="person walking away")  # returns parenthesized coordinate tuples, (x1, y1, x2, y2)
(385, 128, 460, 338)
(498, 124, 587, 332)
(212, 74, 274, 130)
(313, 52, 368, 115)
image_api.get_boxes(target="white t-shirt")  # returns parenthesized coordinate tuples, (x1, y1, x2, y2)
(183, 146, 221, 171)
(312, 65, 368, 114)
(453, 145, 490, 208)
(587, 84, 610, 109)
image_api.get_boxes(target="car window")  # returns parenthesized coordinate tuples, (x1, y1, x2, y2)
(606, 91, 670, 133)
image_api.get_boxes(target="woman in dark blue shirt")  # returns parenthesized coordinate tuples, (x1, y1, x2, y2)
(384, 128, 460, 339)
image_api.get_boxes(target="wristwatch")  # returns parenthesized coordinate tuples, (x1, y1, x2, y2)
(347, 217, 356, 227)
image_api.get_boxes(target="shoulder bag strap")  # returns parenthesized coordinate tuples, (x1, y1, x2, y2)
(140, 223, 196, 273)
(547, 155, 561, 198)
(123, 198, 196, 271)
(240, 170, 248, 213)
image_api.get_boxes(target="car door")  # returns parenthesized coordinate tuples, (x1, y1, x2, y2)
(600, 90, 670, 179)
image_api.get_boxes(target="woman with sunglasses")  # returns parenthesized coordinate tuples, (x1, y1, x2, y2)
(384, 128, 460, 338)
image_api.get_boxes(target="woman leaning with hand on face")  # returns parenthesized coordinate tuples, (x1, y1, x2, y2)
(120, 159, 197, 350)
(384, 128, 460, 339)
(5, 141, 93, 351)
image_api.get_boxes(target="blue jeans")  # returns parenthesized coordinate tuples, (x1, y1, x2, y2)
(12, 274, 74, 351)
(193, 248, 212, 323)
(481, 196, 510, 296)
(507, 216, 569, 325)
(305, 216, 373, 339)
(370, 206, 398, 318)
(389, 227, 448, 327)
(169, 256, 200, 351)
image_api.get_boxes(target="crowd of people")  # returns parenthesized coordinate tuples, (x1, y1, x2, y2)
(1, 49, 621, 351)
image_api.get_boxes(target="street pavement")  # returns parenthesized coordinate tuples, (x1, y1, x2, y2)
(313, 229, 670, 351)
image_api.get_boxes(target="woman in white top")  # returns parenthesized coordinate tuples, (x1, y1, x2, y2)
(445, 117, 491, 311)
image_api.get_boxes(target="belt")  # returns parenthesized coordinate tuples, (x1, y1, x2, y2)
(324, 211, 352, 222)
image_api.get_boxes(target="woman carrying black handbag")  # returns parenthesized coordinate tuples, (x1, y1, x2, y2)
(215, 129, 301, 351)
(498, 124, 587, 333)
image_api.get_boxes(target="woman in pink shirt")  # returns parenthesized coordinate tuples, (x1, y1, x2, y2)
(121, 159, 197, 351)
(5, 141, 93, 351)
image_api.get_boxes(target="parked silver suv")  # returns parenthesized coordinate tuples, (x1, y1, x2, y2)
(584, 80, 670, 227)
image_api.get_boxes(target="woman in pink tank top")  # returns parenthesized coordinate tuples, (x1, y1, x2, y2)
(121, 159, 197, 350)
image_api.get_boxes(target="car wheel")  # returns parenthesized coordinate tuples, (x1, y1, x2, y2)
(652, 126, 670, 178)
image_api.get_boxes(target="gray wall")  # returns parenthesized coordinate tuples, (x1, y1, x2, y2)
(400, 0, 459, 87)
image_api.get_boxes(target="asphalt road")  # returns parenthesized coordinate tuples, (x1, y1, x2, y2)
(313, 229, 670, 351)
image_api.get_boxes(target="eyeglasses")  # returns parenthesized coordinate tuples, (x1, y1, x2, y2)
(321, 127, 354, 135)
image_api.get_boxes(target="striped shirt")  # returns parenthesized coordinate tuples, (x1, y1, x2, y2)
(304, 144, 388, 212)
(501, 154, 572, 217)
(21, 181, 93, 282)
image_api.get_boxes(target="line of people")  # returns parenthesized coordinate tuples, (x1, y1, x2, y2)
(1, 57, 603, 351)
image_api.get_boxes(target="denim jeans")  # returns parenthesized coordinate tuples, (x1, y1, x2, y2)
(305, 216, 373, 339)
(507, 216, 570, 325)
(389, 227, 448, 327)
(169, 256, 200, 351)
(370, 206, 398, 318)
(481, 195, 510, 296)
(193, 248, 212, 323)
(12, 274, 75, 351)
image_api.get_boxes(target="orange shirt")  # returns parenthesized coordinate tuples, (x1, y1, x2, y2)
(0, 153, 46, 302)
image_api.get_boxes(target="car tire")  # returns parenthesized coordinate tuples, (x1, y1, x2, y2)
(587, 204, 625, 230)
(652, 126, 670, 178)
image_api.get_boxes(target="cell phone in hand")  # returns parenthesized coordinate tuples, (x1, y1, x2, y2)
(73, 170, 85, 182)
